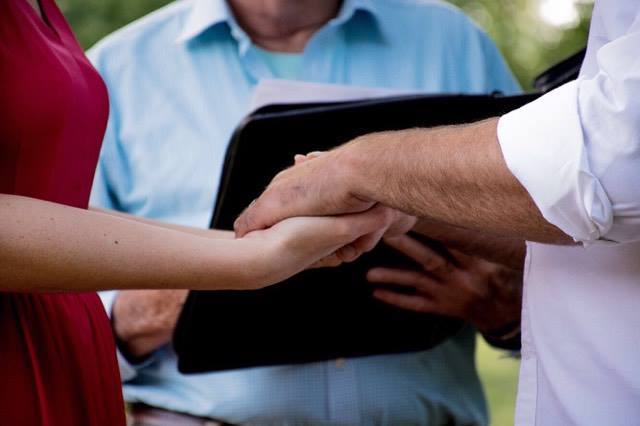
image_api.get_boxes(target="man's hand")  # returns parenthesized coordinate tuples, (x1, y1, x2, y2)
(237, 150, 416, 241)
(112, 289, 189, 360)
(367, 235, 522, 335)
(235, 146, 369, 236)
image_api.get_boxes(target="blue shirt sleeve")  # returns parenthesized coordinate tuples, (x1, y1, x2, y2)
(89, 46, 120, 211)
(478, 30, 522, 95)
(88, 46, 163, 381)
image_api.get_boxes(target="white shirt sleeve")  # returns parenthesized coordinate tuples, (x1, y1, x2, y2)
(497, 12, 640, 244)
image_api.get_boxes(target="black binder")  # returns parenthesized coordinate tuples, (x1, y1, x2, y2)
(173, 92, 539, 374)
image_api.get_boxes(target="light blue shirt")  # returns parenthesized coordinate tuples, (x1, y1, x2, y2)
(89, 0, 520, 424)
(253, 48, 304, 80)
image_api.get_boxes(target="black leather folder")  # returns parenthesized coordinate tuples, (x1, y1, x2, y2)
(173, 92, 539, 374)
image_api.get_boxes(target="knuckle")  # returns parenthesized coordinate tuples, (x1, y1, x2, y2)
(337, 245, 358, 263)
(272, 170, 287, 181)
(423, 256, 446, 272)
(260, 190, 281, 211)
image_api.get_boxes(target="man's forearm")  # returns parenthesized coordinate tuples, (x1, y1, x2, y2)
(412, 218, 526, 269)
(344, 118, 572, 244)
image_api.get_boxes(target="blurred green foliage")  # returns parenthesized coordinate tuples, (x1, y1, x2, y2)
(448, 0, 592, 87)
(58, 0, 593, 89)
(58, 0, 171, 49)
(476, 337, 520, 426)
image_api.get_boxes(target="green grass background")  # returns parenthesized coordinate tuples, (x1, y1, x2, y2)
(476, 337, 520, 426)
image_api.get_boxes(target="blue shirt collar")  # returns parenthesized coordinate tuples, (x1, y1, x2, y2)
(175, 0, 381, 44)
(175, 0, 230, 43)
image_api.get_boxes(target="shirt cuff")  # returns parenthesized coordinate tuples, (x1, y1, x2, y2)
(481, 321, 522, 352)
(497, 81, 613, 244)
(98, 290, 154, 382)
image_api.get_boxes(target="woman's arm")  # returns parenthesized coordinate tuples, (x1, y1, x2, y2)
(89, 207, 233, 239)
(1, 194, 390, 292)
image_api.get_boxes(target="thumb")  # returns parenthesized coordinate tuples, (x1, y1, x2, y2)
(234, 194, 280, 237)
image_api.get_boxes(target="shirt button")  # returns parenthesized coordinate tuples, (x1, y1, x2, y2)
(335, 358, 346, 369)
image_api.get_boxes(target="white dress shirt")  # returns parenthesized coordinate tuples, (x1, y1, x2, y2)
(497, 1, 640, 424)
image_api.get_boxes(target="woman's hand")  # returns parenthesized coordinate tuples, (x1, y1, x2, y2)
(239, 205, 394, 288)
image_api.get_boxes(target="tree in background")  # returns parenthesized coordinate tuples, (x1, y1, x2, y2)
(58, 0, 593, 88)
(448, 0, 592, 87)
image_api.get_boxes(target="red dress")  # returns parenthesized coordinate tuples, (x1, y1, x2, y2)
(0, 0, 126, 424)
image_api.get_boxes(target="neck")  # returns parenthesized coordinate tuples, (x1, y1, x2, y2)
(228, 0, 342, 52)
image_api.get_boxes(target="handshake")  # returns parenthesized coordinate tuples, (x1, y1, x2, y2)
(236, 151, 414, 287)
(116, 131, 525, 359)
(234, 149, 523, 331)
